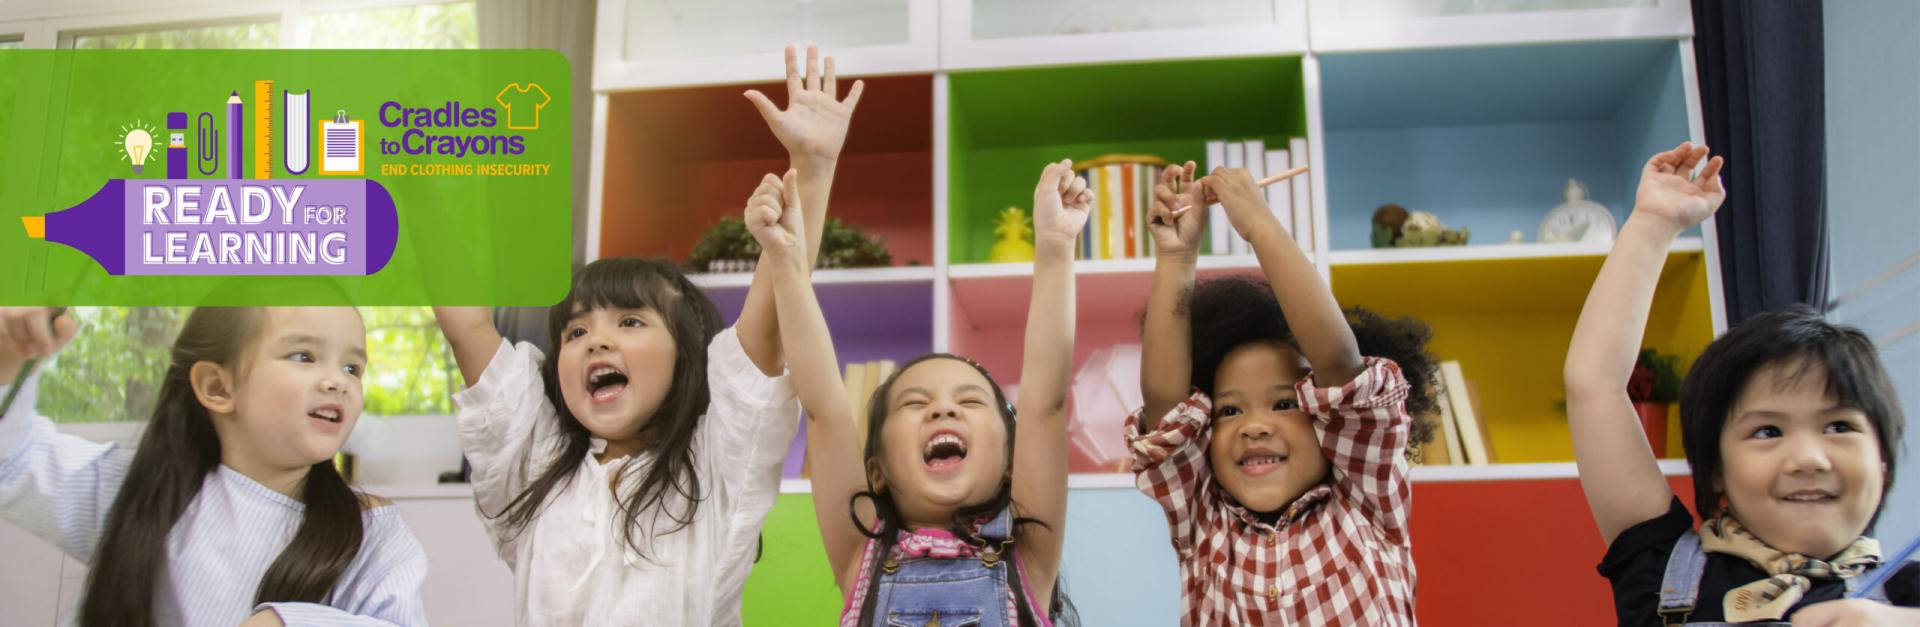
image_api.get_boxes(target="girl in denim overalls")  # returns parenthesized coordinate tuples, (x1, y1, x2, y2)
(746, 161, 1091, 626)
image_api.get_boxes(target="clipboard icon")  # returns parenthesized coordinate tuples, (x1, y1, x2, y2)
(320, 110, 363, 176)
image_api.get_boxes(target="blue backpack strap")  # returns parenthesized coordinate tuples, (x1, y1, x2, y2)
(1843, 561, 1894, 605)
(1659, 529, 1710, 623)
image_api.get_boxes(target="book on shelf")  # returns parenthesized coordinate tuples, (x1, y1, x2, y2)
(1205, 140, 1229, 256)
(1439, 361, 1494, 466)
(1070, 159, 1162, 262)
(1289, 137, 1313, 253)
(1433, 369, 1465, 466)
(1196, 137, 1315, 256)
(1264, 147, 1293, 238)
(1223, 142, 1247, 255)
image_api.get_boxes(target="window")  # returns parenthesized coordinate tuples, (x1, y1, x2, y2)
(66, 20, 280, 50)
(300, 1, 478, 49)
(34, 2, 484, 423)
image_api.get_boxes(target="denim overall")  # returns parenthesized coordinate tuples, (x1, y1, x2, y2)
(1658, 530, 1889, 626)
(859, 508, 1032, 627)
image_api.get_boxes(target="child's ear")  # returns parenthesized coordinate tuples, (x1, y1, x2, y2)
(865, 458, 888, 494)
(189, 361, 238, 415)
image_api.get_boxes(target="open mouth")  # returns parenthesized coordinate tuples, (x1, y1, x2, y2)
(308, 406, 343, 424)
(922, 431, 969, 471)
(586, 363, 629, 403)
(1237, 448, 1288, 477)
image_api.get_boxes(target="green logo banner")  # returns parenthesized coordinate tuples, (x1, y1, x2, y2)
(0, 50, 572, 305)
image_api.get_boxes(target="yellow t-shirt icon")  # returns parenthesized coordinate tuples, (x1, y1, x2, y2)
(496, 83, 551, 130)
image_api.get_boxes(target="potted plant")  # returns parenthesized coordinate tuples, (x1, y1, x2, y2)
(1628, 348, 1682, 457)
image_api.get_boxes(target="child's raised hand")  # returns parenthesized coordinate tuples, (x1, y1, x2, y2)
(1032, 159, 1093, 250)
(745, 169, 806, 261)
(1148, 161, 1208, 259)
(0, 307, 77, 360)
(743, 45, 866, 163)
(1633, 141, 1726, 234)
(1205, 167, 1278, 242)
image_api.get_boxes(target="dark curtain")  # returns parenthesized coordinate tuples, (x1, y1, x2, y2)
(1691, 0, 1829, 324)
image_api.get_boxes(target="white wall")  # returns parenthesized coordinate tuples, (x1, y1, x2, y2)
(1824, 0, 1920, 543)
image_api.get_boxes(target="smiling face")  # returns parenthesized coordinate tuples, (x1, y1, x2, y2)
(554, 306, 678, 451)
(1208, 341, 1329, 515)
(870, 358, 1011, 528)
(1716, 360, 1886, 558)
(210, 307, 368, 472)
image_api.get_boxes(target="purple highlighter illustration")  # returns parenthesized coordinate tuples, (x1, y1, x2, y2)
(19, 179, 398, 276)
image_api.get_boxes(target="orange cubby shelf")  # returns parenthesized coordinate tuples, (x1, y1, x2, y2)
(599, 74, 935, 267)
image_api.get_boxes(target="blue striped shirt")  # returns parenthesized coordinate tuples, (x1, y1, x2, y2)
(0, 373, 431, 626)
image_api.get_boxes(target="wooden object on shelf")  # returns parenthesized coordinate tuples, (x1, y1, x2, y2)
(1440, 361, 1491, 466)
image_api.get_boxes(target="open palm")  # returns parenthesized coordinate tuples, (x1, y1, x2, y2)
(1635, 141, 1726, 231)
(744, 45, 865, 161)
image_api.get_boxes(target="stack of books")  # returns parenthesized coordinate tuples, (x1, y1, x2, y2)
(1071, 156, 1165, 261)
(1416, 360, 1498, 466)
(1203, 137, 1314, 255)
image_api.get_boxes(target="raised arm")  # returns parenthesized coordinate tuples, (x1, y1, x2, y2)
(742, 169, 867, 590)
(431, 307, 502, 388)
(1139, 163, 1208, 429)
(1208, 167, 1364, 386)
(737, 45, 866, 375)
(1566, 142, 1724, 545)
(1011, 159, 1092, 598)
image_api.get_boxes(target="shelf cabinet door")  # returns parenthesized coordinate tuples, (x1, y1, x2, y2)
(594, 0, 936, 90)
(940, 0, 1309, 70)
(1306, 0, 1692, 53)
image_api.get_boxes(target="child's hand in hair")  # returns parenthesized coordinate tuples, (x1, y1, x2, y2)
(745, 169, 806, 264)
(0, 307, 77, 361)
(744, 45, 866, 163)
(1032, 159, 1093, 251)
(1207, 167, 1279, 242)
(1789, 598, 1920, 627)
(1633, 141, 1726, 234)
(1148, 161, 1209, 260)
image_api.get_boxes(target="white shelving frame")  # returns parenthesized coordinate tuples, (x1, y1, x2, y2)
(587, 1, 1726, 483)
(591, 0, 939, 91)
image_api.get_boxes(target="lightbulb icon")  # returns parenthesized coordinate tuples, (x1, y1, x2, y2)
(124, 129, 153, 174)
(115, 120, 160, 175)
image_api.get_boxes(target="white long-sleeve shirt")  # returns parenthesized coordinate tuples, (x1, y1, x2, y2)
(455, 327, 799, 626)
(0, 372, 431, 626)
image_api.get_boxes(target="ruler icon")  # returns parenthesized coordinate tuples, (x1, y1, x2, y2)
(253, 79, 274, 179)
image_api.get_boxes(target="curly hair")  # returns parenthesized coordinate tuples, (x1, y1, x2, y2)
(1173, 275, 1439, 449)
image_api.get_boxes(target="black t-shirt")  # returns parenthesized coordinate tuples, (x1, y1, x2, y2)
(1597, 497, 1920, 626)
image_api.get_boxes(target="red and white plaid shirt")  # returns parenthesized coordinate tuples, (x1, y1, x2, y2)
(1126, 358, 1417, 626)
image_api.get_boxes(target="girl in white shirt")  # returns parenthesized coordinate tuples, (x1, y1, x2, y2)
(0, 306, 428, 627)
(431, 44, 862, 625)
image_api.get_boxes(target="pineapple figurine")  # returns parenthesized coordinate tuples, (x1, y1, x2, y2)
(987, 207, 1036, 262)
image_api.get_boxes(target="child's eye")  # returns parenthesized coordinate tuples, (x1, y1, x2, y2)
(1273, 399, 1298, 412)
(287, 351, 314, 363)
(344, 363, 363, 378)
(1825, 421, 1858, 434)
(564, 326, 586, 341)
(621, 316, 644, 328)
(1750, 425, 1783, 439)
(1215, 406, 1242, 419)
(961, 398, 987, 407)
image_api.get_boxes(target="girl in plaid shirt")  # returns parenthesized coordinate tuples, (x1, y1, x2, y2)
(1128, 164, 1439, 626)
(751, 160, 1092, 626)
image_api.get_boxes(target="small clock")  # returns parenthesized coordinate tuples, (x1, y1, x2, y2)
(1539, 179, 1617, 244)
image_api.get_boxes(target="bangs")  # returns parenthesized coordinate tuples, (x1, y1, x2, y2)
(548, 258, 694, 339)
